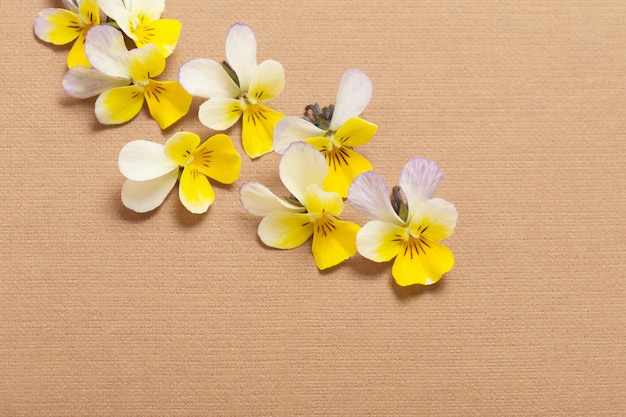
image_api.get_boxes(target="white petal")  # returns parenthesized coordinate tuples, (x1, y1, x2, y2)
(118, 140, 178, 181)
(273, 116, 326, 153)
(399, 158, 443, 221)
(279, 142, 328, 204)
(198, 97, 243, 131)
(178, 58, 240, 99)
(225, 23, 257, 91)
(248, 60, 285, 102)
(96, 0, 123, 18)
(62, 66, 129, 98)
(258, 212, 314, 250)
(85, 25, 130, 78)
(409, 198, 458, 241)
(240, 182, 305, 216)
(121, 169, 178, 213)
(357, 220, 407, 262)
(348, 170, 404, 225)
(329, 68, 372, 131)
(129, 0, 164, 20)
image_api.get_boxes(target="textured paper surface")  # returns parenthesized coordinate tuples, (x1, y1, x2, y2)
(1, 1, 624, 415)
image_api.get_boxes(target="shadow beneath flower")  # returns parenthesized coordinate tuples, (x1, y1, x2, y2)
(390, 277, 447, 299)
(111, 189, 160, 222)
(341, 256, 389, 280)
(175, 202, 211, 227)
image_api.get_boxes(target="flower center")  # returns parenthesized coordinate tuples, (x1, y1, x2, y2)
(314, 213, 336, 237)
(391, 185, 409, 222)
(303, 103, 334, 131)
(403, 235, 431, 258)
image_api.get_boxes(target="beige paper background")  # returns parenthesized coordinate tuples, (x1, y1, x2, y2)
(1, 1, 624, 415)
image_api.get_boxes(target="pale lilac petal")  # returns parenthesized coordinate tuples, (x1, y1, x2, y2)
(240, 182, 305, 216)
(225, 23, 257, 91)
(273, 116, 326, 154)
(62, 0, 79, 13)
(85, 25, 130, 78)
(399, 158, 443, 221)
(121, 169, 178, 213)
(279, 142, 328, 204)
(178, 58, 240, 99)
(118, 140, 178, 181)
(348, 171, 404, 225)
(62, 66, 129, 98)
(329, 68, 372, 131)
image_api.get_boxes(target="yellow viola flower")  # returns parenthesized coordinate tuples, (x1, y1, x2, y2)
(62, 25, 191, 129)
(348, 158, 458, 286)
(34, 0, 103, 68)
(179, 23, 286, 159)
(119, 132, 241, 214)
(274, 68, 377, 198)
(98, 0, 181, 57)
(240, 142, 360, 270)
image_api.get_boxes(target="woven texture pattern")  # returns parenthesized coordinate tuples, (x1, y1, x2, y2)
(1, 1, 624, 415)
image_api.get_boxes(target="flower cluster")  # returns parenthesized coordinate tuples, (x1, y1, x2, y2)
(36, 0, 190, 129)
(36, 3, 458, 288)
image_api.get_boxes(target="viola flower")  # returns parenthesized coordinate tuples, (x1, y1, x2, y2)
(62, 25, 191, 129)
(34, 0, 103, 68)
(179, 23, 286, 159)
(119, 132, 241, 214)
(98, 0, 182, 57)
(240, 142, 360, 270)
(274, 68, 377, 198)
(348, 158, 458, 286)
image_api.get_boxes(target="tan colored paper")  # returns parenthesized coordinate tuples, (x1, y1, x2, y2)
(1, 1, 624, 415)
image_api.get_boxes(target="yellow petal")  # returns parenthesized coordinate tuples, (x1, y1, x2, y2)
(164, 131, 201, 167)
(191, 134, 241, 184)
(391, 237, 455, 286)
(241, 103, 284, 159)
(303, 184, 343, 217)
(78, 0, 100, 25)
(409, 198, 458, 241)
(133, 19, 182, 58)
(248, 60, 286, 102)
(307, 142, 373, 198)
(127, 44, 165, 82)
(258, 212, 314, 249)
(34, 9, 82, 45)
(311, 216, 360, 270)
(356, 220, 407, 262)
(198, 97, 243, 131)
(95, 85, 145, 125)
(144, 80, 192, 129)
(333, 117, 377, 147)
(178, 166, 215, 214)
(66, 28, 91, 68)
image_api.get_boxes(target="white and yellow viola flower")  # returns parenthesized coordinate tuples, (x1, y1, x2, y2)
(34, 0, 104, 68)
(274, 68, 377, 198)
(240, 142, 360, 270)
(62, 25, 191, 129)
(179, 23, 286, 159)
(97, 0, 181, 57)
(119, 132, 241, 214)
(348, 158, 458, 286)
